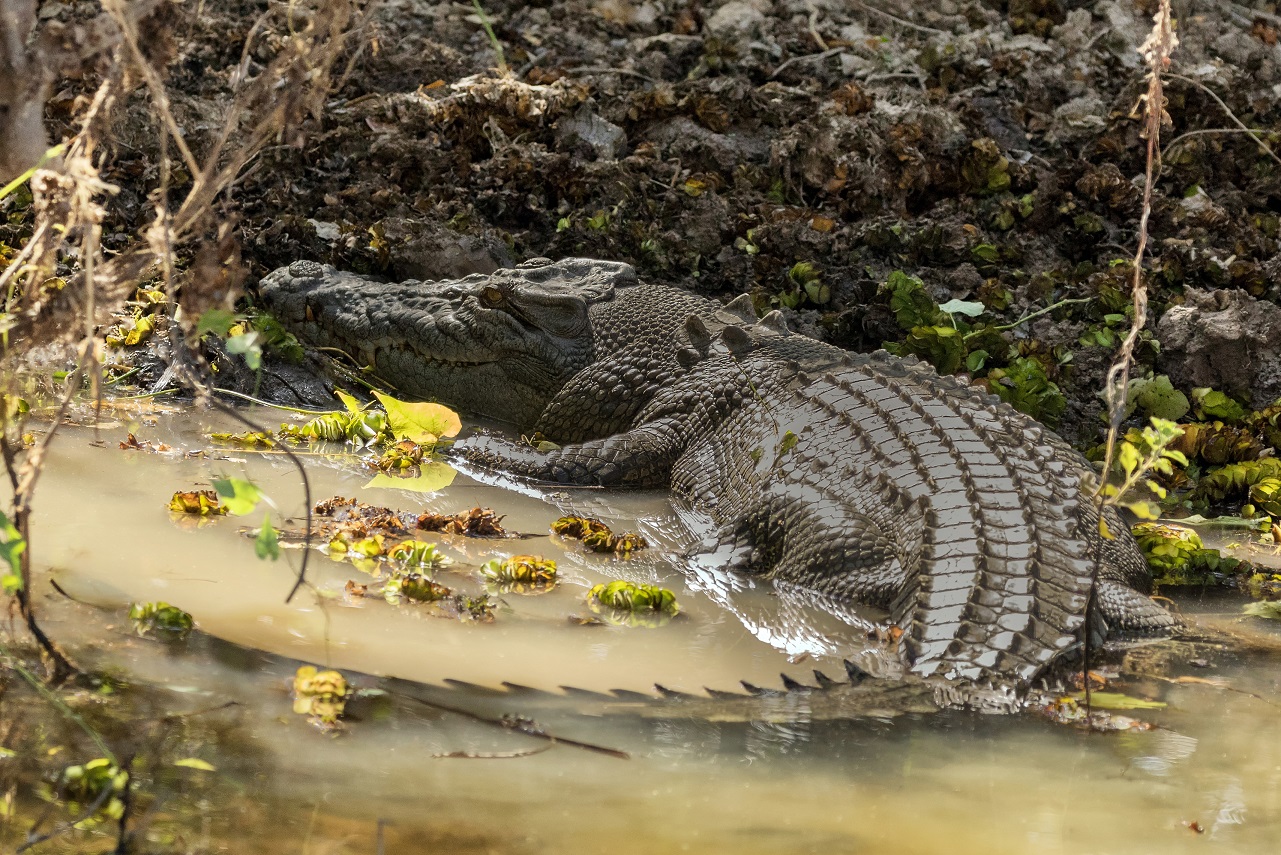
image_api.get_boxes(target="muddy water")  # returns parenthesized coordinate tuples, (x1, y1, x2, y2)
(16, 405, 1281, 854)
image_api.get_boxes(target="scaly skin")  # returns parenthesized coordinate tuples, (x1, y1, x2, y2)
(259, 257, 1175, 694)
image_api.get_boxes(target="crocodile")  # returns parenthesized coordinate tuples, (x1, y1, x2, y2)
(257, 256, 1176, 696)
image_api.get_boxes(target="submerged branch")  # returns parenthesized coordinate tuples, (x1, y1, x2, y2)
(403, 693, 630, 760)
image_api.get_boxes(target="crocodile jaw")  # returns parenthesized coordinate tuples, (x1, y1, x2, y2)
(257, 261, 591, 425)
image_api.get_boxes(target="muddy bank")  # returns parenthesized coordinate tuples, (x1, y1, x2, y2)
(11, 0, 1278, 445)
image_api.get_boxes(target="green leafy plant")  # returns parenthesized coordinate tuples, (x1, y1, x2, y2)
(212, 477, 266, 516)
(901, 326, 965, 375)
(1197, 458, 1281, 504)
(1191, 388, 1247, 423)
(1128, 522, 1248, 584)
(469, 0, 508, 74)
(786, 261, 829, 305)
(961, 137, 1010, 194)
(985, 358, 1066, 426)
(244, 312, 305, 363)
(0, 510, 25, 595)
(1132, 522, 1204, 572)
(292, 665, 350, 726)
(1094, 417, 1187, 526)
(0, 143, 65, 203)
(383, 572, 450, 604)
(387, 540, 451, 568)
(1243, 600, 1281, 620)
(279, 390, 388, 445)
(279, 390, 461, 451)
(103, 311, 155, 348)
(372, 391, 461, 445)
(881, 270, 941, 330)
(551, 516, 648, 555)
(128, 602, 195, 637)
(59, 757, 128, 827)
(588, 580, 679, 615)
(1127, 374, 1190, 421)
(480, 554, 558, 586)
(1248, 477, 1281, 517)
(937, 299, 985, 323)
(1171, 421, 1263, 467)
(255, 515, 280, 561)
(167, 490, 226, 516)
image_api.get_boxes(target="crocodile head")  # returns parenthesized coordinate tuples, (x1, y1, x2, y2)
(257, 258, 635, 425)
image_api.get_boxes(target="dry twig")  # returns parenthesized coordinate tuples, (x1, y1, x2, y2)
(1097, 0, 1178, 497)
(1, 0, 363, 673)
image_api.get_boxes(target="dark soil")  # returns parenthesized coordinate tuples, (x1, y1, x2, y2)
(12, 0, 1281, 447)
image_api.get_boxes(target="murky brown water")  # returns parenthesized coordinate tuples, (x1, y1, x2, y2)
(13, 403, 1281, 854)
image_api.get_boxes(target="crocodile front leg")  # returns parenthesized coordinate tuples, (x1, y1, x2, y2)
(1094, 580, 1178, 636)
(453, 415, 690, 487)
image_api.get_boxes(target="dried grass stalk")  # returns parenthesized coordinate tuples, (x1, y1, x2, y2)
(1097, 0, 1179, 498)
(0, 0, 365, 674)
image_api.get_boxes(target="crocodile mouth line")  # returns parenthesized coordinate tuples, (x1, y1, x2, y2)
(414, 354, 500, 369)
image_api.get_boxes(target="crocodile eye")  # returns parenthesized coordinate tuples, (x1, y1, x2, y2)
(480, 286, 504, 308)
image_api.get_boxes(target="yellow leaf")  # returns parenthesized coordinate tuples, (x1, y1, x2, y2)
(1123, 500, 1161, 521)
(335, 389, 364, 415)
(363, 462, 457, 494)
(1068, 691, 1166, 710)
(372, 391, 462, 443)
(173, 758, 216, 772)
(1117, 443, 1141, 478)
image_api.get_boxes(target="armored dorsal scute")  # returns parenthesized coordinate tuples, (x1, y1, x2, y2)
(684, 314, 713, 353)
(718, 293, 758, 325)
(755, 310, 789, 336)
(719, 324, 754, 354)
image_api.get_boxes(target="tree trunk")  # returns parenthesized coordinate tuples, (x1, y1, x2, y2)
(0, 0, 50, 186)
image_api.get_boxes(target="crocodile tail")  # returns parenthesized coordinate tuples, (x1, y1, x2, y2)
(829, 353, 1096, 687)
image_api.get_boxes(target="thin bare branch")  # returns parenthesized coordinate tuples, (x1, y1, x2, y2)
(1164, 72, 1281, 167)
(1097, 0, 1178, 499)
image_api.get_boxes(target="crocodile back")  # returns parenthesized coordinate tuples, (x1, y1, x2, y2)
(659, 330, 1100, 687)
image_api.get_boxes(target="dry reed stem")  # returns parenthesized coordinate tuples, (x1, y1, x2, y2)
(1, 0, 363, 672)
(1097, 0, 1178, 500)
